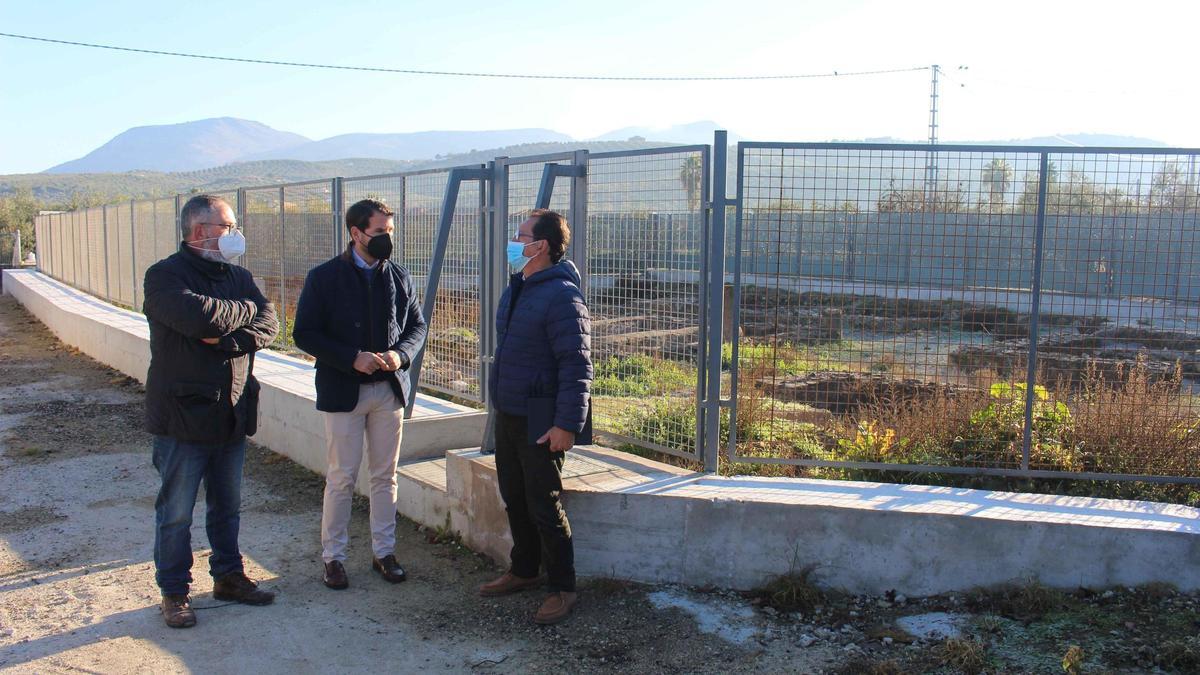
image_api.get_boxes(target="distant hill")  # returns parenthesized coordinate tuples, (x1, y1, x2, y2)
(241, 129, 575, 162)
(590, 120, 741, 144)
(851, 133, 1170, 147)
(2, 140, 676, 203)
(12, 120, 1179, 207)
(46, 118, 311, 174)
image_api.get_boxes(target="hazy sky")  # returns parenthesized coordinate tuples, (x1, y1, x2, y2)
(2, 0, 1198, 174)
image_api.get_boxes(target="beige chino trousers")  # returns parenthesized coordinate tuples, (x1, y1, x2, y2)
(320, 381, 404, 562)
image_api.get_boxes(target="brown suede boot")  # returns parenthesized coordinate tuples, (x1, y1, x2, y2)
(534, 592, 577, 625)
(160, 594, 197, 628)
(213, 572, 275, 606)
(477, 572, 545, 598)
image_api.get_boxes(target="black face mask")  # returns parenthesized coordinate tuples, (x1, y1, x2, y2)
(358, 231, 393, 260)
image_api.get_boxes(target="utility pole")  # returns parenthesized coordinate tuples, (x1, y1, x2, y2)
(924, 64, 941, 204)
(928, 64, 940, 147)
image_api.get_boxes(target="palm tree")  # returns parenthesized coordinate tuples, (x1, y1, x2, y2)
(679, 156, 703, 212)
(980, 158, 1013, 211)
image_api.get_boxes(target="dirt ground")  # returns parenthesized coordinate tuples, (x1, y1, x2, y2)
(4, 293, 1200, 675)
(0, 296, 844, 674)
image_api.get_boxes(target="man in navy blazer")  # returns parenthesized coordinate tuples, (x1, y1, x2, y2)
(293, 198, 427, 590)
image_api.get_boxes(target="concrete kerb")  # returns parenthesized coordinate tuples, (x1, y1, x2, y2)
(6, 268, 1200, 596)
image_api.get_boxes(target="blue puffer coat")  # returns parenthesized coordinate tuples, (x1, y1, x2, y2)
(490, 260, 592, 433)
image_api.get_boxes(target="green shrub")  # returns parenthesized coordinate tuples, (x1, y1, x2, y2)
(721, 341, 851, 377)
(593, 354, 692, 397)
(622, 397, 705, 453)
(960, 382, 1076, 470)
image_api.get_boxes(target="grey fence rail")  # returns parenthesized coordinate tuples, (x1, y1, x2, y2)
(32, 136, 1200, 483)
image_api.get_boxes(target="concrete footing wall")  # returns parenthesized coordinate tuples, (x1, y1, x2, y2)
(7, 268, 1200, 596)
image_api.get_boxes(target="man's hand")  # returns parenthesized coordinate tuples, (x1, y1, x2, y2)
(200, 337, 220, 345)
(537, 427, 576, 453)
(353, 351, 387, 374)
(378, 350, 405, 372)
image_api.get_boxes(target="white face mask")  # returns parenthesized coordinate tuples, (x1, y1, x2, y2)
(190, 230, 246, 263)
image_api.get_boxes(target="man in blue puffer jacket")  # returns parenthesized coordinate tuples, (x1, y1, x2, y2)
(478, 209, 592, 625)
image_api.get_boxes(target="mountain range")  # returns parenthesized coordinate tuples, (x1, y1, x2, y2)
(43, 117, 1171, 176)
(43, 117, 714, 174)
(7, 117, 1176, 204)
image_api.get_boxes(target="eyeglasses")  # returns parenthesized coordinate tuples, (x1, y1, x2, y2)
(198, 222, 238, 233)
(512, 232, 536, 242)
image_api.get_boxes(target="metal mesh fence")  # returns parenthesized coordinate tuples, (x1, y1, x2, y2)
(61, 212, 73, 286)
(280, 181, 335, 348)
(241, 187, 284, 348)
(731, 146, 1040, 472)
(399, 170, 484, 401)
(85, 206, 103, 298)
(729, 144, 1200, 481)
(133, 199, 156, 308)
(153, 198, 178, 262)
(1027, 152, 1200, 477)
(28, 142, 1200, 482)
(505, 159, 572, 236)
(104, 204, 122, 306)
(118, 203, 135, 306)
(585, 148, 707, 459)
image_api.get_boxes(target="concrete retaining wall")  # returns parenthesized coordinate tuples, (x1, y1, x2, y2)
(2, 269, 486, 500)
(8, 268, 1200, 596)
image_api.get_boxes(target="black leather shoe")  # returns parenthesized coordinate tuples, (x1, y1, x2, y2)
(213, 571, 276, 605)
(324, 560, 349, 590)
(372, 555, 407, 583)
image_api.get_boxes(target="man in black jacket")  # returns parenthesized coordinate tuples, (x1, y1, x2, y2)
(293, 199, 427, 590)
(142, 194, 278, 628)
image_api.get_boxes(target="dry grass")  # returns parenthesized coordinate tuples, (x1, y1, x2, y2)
(1159, 636, 1200, 671)
(966, 580, 1065, 622)
(752, 565, 825, 613)
(938, 638, 989, 674)
(831, 657, 904, 675)
(1063, 358, 1200, 477)
(837, 375, 994, 465)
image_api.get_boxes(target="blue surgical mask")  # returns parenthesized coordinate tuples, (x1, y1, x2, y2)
(506, 240, 533, 272)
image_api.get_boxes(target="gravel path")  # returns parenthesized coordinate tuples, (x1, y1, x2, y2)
(0, 295, 836, 674)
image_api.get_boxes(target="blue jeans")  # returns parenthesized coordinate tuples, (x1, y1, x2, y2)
(152, 435, 247, 595)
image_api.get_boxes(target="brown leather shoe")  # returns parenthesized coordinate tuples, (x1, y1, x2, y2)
(161, 594, 197, 628)
(371, 555, 407, 584)
(323, 560, 349, 590)
(213, 572, 276, 605)
(478, 572, 545, 598)
(534, 591, 578, 625)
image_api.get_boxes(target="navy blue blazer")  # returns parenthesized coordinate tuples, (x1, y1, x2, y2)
(292, 246, 428, 412)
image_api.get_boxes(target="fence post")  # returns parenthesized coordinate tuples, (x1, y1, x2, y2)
(702, 131, 730, 473)
(570, 149, 589, 295)
(236, 188, 247, 254)
(130, 199, 139, 311)
(1021, 152, 1051, 473)
(71, 212, 78, 286)
(102, 205, 112, 302)
(396, 176, 407, 262)
(331, 178, 344, 256)
(478, 162, 493, 404)
(481, 158, 509, 455)
(278, 186, 287, 344)
(846, 212, 858, 280)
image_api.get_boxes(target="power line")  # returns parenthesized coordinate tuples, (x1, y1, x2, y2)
(0, 31, 929, 82)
